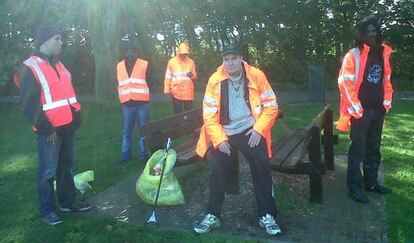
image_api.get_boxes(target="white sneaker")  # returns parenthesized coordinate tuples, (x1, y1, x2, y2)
(259, 214, 281, 235)
(194, 213, 221, 234)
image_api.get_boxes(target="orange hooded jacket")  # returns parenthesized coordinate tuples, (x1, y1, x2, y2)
(163, 43, 197, 100)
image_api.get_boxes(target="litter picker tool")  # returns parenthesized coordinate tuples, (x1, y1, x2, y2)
(145, 137, 172, 226)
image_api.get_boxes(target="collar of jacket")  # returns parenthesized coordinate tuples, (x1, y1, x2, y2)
(212, 61, 258, 90)
(34, 50, 59, 66)
(360, 43, 393, 57)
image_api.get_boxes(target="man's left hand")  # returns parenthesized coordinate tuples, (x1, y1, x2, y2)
(245, 129, 262, 148)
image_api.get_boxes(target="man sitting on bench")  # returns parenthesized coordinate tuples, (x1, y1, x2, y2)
(194, 43, 281, 236)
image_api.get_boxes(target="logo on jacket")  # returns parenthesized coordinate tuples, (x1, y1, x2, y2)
(367, 64, 382, 84)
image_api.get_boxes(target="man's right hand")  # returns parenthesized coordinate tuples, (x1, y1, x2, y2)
(47, 131, 58, 144)
(218, 141, 231, 156)
(351, 109, 364, 119)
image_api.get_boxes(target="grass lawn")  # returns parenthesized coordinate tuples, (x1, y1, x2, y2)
(0, 100, 412, 242)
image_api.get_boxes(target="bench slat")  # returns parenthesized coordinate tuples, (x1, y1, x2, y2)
(145, 120, 202, 150)
(279, 133, 312, 172)
(270, 130, 305, 169)
(271, 129, 301, 157)
(141, 109, 202, 136)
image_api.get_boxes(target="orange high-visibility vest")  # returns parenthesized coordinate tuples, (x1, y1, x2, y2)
(336, 43, 393, 133)
(196, 62, 278, 158)
(163, 56, 197, 101)
(23, 56, 81, 128)
(117, 58, 149, 103)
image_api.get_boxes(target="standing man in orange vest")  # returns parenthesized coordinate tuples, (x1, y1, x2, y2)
(19, 25, 91, 225)
(163, 43, 197, 114)
(194, 44, 281, 236)
(337, 16, 393, 203)
(116, 41, 150, 163)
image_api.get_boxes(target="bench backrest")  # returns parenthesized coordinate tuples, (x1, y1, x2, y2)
(140, 108, 203, 151)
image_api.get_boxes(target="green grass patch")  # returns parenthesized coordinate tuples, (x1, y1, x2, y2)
(0, 100, 412, 242)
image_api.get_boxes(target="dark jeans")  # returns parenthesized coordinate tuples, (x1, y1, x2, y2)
(172, 97, 192, 114)
(37, 133, 76, 217)
(207, 131, 278, 218)
(121, 103, 150, 160)
(347, 107, 385, 192)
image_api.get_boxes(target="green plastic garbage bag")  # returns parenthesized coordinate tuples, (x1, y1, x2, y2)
(74, 170, 94, 195)
(136, 149, 185, 205)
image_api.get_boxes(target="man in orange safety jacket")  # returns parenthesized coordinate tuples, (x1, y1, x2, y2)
(337, 16, 393, 203)
(194, 43, 281, 236)
(163, 43, 197, 114)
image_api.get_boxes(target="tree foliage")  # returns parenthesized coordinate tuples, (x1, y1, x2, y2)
(1, 0, 413, 97)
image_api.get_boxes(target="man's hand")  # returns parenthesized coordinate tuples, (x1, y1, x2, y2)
(351, 110, 363, 119)
(246, 129, 262, 148)
(47, 131, 58, 145)
(218, 141, 231, 156)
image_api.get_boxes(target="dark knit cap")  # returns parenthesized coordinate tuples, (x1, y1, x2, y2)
(35, 25, 62, 48)
(123, 40, 138, 50)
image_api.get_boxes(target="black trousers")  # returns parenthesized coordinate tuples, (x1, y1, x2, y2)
(207, 131, 278, 218)
(347, 107, 385, 192)
(172, 97, 192, 114)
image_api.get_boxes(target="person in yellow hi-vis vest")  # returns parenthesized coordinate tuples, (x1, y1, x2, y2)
(194, 43, 281, 236)
(116, 41, 150, 163)
(163, 43, 197, 114)
(337, 16, 393, 203)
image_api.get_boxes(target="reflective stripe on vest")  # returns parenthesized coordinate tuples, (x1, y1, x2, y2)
(23, 59, 53, 105)
(118, 78, 147, 86)
(118, 88, 149, 96)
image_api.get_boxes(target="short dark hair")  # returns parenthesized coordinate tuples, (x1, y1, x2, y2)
(355, 15, 383, 48)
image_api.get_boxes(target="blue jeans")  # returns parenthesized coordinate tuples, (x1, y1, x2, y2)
(37, 133, 76, 217)
(121, 103, 150, 160)
(347, 107, 385, 192)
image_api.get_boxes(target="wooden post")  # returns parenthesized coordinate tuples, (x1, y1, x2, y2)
(226, 149, 240, 195)
(309, 125, 323, 203)
(324, 109, 335, 170)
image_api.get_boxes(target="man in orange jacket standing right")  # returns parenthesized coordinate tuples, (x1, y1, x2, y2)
(163, 43, 197, 114)
(337, 16, 393, 203)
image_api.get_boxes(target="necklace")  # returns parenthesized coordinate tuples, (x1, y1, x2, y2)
(229, 71, 243, 98)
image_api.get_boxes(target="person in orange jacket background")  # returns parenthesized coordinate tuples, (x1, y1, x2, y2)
(163, 43, 197, 114)
(194, 43, 281, 236)
(116, 40, 150, 163)
(337, 16, 393, 203)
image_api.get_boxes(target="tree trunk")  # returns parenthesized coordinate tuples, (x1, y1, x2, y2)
(86, 0, 121, 102)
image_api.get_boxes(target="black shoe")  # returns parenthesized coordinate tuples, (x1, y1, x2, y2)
(365, 184, 392, 194)
(41, 212, 63, 225)
(349, 190, 369, 203)
(60, 201, 91, 212)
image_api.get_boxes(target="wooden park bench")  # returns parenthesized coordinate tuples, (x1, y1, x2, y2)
(226, 105, 338, 203)
(140, 107, 285, 167)
(140, 108, 204, 167)
(141, 105, 337, 203)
